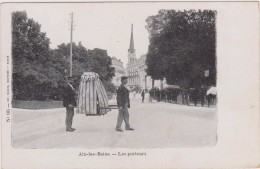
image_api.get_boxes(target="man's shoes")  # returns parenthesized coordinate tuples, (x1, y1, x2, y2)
(116, 128, 123, 132)
(71, 128, 76, 131)
(66, 128, 74, 132)
(125, 128, 134, 131)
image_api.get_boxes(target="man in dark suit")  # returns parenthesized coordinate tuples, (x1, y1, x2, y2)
(116, 76, 134, 132)
(63, 76, 77, 132)
(141, 89, 145, 103)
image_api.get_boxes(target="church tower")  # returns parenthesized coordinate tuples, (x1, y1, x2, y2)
(126, 24, 139, 89)
(127, 24, 137, 64)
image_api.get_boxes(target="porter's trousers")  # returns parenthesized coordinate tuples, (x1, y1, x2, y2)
(66, 105, 74, 129)
(116, 105, 130, 129)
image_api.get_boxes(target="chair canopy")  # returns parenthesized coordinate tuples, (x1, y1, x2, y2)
(77, 72, 110, 115)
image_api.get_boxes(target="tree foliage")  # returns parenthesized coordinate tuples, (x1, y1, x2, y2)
(145, 10, 216, 88)
(12, 11, 115, 100)
(12, 11, 54, 100)
(54, 42, 115, 92)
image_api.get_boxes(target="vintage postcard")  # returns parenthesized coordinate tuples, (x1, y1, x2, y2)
(0, 1, 259, 169)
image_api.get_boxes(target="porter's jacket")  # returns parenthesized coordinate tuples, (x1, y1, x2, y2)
(116, 84, 130, 108)
(62, 83, 77, 107)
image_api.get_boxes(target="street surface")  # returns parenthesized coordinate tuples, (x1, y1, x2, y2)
(12, 95, 217, 148)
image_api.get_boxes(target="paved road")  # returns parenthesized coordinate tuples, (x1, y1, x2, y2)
(12, 97, 217, 148)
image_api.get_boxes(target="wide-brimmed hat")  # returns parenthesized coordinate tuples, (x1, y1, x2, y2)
(121, 76, 128, 80)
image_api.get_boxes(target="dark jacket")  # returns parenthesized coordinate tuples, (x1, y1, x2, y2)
(62, 83, 77, 107)
(141, 91, 145, 97)
(116, 84, 130, 108)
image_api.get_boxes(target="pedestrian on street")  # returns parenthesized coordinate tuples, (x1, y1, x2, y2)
(62, 76, 77, 132)
(149, 90, 153, 102)
(141, 89, 145, 103)
(116, 76, 134, 132)
(156, 88, 160, 102)
(200, 85, 207, 107)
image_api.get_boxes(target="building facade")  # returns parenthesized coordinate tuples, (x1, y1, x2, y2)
(111, 57, 126, 87)
(134, 54, 151, 90)
(126, 24, 155, 90)
(112, 24, 161, 90)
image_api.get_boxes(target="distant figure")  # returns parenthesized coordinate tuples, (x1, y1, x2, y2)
(182, 89, 190, 105)
(141, 90, 145, 103)
(62, 76, 77, 132)
(207, 94, 216, 107)
(116, 76, 134, 132)
(200, 85, 207, 106)
(193, 88, 200, 106)
(149, 90, 153, 102)
(156, 88, 160, 102)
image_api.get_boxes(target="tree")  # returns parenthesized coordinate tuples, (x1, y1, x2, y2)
(53, 42, 115, 93)
(12, 11, 55, 100)
(145, 10, 216, 88)
(89, 48, 115, 82)
(12, 11, 115, 100)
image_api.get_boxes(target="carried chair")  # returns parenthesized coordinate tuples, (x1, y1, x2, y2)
(77, 72, 118, 116)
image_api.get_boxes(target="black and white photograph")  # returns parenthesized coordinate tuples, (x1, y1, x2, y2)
(10, 3, 217, 148)
(1, 2, 259, 169)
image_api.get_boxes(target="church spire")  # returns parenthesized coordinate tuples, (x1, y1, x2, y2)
(128, 24, 135, 54)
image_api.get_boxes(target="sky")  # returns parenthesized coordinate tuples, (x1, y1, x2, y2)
(7, 2, 200, 66)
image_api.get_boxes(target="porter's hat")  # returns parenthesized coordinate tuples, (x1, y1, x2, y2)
(121, 76, 128, 80)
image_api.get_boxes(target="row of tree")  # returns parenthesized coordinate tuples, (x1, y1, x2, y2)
(12, 11, 115, 100)
(145, 10, 216, 89)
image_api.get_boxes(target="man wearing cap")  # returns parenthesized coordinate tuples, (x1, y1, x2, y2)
(116, 76, 134, 132)
(62, 76, 77, 132)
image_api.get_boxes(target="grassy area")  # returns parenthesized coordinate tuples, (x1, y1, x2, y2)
(12, 100, 63, 109)
(12, 96, 115, 109)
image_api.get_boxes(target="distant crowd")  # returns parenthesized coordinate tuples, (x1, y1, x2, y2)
(147, 86, 216, 107)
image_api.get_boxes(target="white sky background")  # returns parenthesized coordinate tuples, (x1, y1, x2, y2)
(10, 3, 183, 66)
